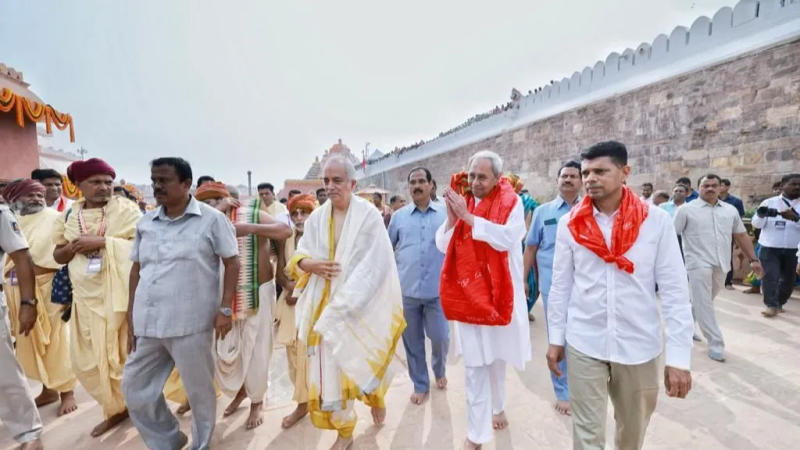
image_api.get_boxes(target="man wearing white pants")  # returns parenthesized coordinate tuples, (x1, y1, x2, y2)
(0, 204, 43, 449)
(436, 151, 531, 448)
(674, 174, 762, 362)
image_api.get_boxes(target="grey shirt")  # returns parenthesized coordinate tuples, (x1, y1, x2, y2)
(673, 198, 746, 271)
(130, 197, 238, 338)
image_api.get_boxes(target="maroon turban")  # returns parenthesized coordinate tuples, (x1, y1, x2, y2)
(67, 158, 116, 184)
(2, 179, 46, 204)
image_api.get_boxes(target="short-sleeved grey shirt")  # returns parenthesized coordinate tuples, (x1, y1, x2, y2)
(131, 197, 238, 338)
(673, 198, 746, 271)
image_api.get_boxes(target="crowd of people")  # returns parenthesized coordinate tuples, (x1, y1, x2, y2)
(0, 144, 798, 450)
(367, 97, 521, 167)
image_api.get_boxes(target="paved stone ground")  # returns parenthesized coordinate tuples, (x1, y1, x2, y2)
(2, 286, 799, 449)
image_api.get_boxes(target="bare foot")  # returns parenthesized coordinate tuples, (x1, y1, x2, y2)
(371, 406, 386, 425)
(463, 438, 482, 449)
(492, 411, 508, 430)
(281, 403, 308, 429)
(35, 387, 59, 407)
(91, 410, 129, 437)
(57, 391, 78, 416)
(554, 400, 571, 416)
(435, 377, 448, 389)
(246, 402, 264, 430)
(224, 387, 247, 417)
(176, 401, 191, 415)
(20, 439, 43, 450)
(330, 435, 353, 450)
(410, 392, 428, 405)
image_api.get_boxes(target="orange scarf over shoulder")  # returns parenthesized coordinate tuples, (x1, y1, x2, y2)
(567, 186, 648, 274)
(439, 175, 518, 326)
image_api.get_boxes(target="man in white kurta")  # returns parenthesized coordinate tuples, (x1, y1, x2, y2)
(435, 151, 531, 448)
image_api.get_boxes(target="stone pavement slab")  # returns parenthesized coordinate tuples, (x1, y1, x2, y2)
(2, 286, 799, 449)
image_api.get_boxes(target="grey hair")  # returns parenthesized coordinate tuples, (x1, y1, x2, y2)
(323, 154, 357, 179)
(468, 150, 503, 177)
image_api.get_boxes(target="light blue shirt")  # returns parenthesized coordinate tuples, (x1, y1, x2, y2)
(660, 200, 685, 217)
(525, 195, 578, 298)
(388, 201, 447, 299)
(131, 197, 239, 338)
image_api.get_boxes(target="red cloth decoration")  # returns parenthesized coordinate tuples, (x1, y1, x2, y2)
(439, 176, 518, 325)
(567, 185, 649, 274)
(67, 158, 116, 184)
(2, 179, 46, 204)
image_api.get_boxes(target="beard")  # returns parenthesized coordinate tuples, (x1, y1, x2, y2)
(15, 202, 45, 215)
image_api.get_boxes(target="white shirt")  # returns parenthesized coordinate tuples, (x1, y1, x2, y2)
(435, 197, 531, 370)
(752, 195, 800, 249)
(673, 199, 746, 271)
(49, 195, 72, 212)
(640, 195, 654, 205)
(547, 204, 693, 370)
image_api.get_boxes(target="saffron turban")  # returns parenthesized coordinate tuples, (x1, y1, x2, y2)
(505, 173, 524, 194)
(194, 182, 231, 201)
(67, 158, 116, 184)
(288, 193, 316, 213)
(2, 179, 46, 204)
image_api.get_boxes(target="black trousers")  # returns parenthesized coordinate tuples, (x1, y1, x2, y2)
(758, 246, 798, 309)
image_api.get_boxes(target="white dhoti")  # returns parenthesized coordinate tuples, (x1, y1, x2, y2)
(465, 360, 506, 444)
(214, 280, 275, 402)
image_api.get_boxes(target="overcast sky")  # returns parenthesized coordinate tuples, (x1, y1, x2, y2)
(1, 0, 733, 187)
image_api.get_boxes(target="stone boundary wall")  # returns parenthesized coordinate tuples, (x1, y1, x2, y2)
(359, 0, 800, 206)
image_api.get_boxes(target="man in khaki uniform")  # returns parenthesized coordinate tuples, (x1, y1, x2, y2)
(0, 202, 44, 450)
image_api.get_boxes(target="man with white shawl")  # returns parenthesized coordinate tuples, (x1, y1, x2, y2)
(435, 150, 531, 449)
(288, 155, 406, 450)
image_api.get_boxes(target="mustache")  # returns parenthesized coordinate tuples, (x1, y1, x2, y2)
(413, 188, 423, 194)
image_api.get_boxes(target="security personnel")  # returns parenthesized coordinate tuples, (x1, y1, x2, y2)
(0, 203, 44, 449)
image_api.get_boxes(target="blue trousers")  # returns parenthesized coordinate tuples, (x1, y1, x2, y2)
(542, 293, 569, 402)
(401, 296, 449, 393)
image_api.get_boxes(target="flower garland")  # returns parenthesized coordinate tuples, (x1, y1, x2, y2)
(62, 174, 82, 200)
(450, 171, 471, 196)
(0, 88, 75, 142)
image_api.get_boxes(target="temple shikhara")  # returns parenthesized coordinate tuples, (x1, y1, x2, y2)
(277, 138, 359, 199)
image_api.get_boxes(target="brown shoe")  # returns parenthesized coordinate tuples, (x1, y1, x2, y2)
(761, 307, 778, 318)
(743, 286, 761, 294)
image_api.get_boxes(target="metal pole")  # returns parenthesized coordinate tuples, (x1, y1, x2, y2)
(247, 170, 252, 197)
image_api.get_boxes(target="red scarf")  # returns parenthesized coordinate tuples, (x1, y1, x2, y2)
(567, 186, 648, 274)
(439, 176, 518, 326)
(55, 195, 68, 212)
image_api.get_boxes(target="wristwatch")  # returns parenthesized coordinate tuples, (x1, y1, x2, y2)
(20, 298, 38, 307)
(219, 306, 232, 317)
